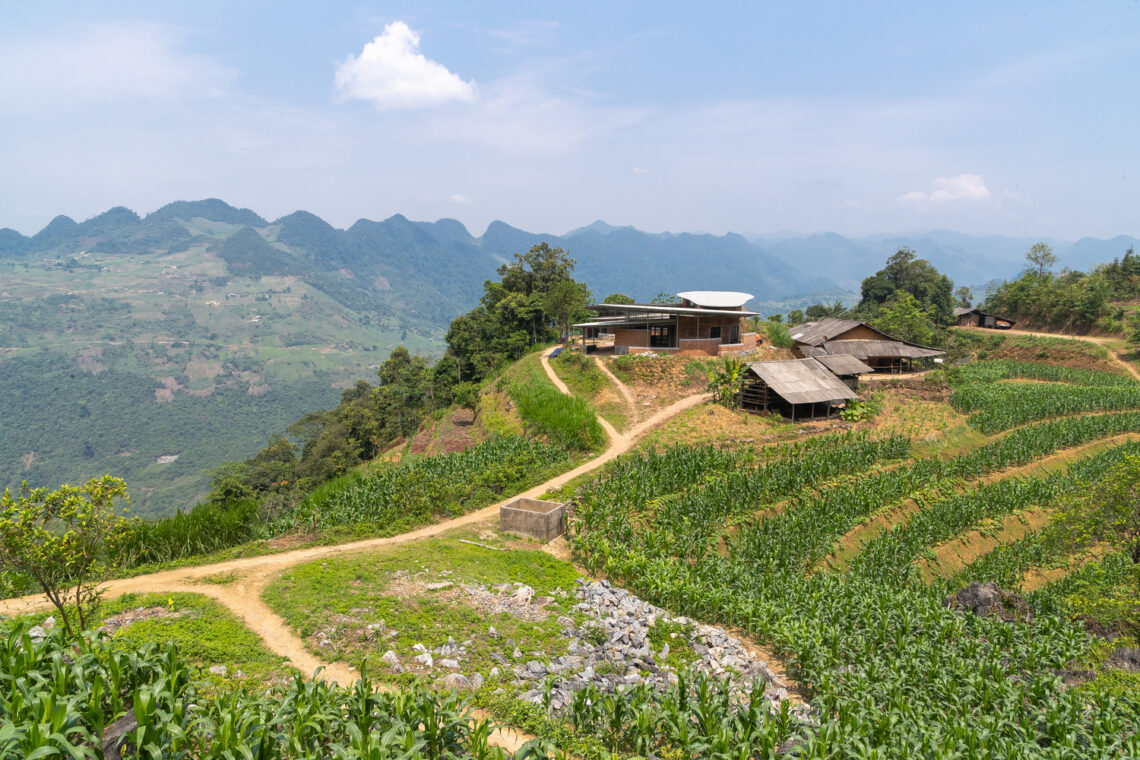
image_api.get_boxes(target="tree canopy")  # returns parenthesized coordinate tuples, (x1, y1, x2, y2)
(984, 246, 1140, 334)
(0, 476, 134, 634)
(855, 249, 955, 326)
(446, 242, 591, 381)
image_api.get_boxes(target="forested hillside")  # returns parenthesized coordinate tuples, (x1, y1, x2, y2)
(0, 199, 838, 516)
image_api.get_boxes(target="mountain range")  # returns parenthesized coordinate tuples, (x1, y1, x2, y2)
(1, 198, 1136, 516)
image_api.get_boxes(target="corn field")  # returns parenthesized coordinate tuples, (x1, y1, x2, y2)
(565, 410, 1140, 757)
(280, 436, 564, 533)
(0, 623, 551, 759)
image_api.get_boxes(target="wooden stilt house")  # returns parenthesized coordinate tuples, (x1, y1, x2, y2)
(740, 358, 860, 420)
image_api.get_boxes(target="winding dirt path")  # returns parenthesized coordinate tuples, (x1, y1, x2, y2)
(975, 327, 1140, 383)
(3, 348, 709, 749)
(594, 356, 639, 421)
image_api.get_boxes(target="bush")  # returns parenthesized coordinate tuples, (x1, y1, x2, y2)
(508, 377, 606, 451)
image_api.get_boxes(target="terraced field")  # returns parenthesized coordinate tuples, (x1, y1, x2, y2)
(569, 358, 1140, 757)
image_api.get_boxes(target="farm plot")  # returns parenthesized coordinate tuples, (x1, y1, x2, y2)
(0, 620, 516, 759)
(950, 359, 1140, 434)
(566, 404, 1140, 757)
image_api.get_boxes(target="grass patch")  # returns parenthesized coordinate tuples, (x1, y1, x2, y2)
(647, 618, 699, 670)
(89, 593, 291, 687)
(550, 351, 629, 432)
(196, 571, 239, 585)
(503, 353, 606, 451)
(262, 536, 586, 683)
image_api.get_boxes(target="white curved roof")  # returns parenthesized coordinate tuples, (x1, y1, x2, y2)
(676, 290, 753, 308)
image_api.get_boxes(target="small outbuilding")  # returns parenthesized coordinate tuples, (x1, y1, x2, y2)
(954, 307, 1015, 329)
(740, 358, 859, 420)
(789, 317, 945, 373)
(813, 354, 874, 390)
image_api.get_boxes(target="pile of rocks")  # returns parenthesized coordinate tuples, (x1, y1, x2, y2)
(943, 582, 1033, 623)
(511, 578, 791, 712)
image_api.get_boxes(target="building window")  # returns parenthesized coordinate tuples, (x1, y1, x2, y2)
(709, 326, 721, 339)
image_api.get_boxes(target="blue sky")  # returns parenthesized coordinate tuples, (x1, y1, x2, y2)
(1, 2, 1137, 240)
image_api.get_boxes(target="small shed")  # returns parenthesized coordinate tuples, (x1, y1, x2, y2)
(788, 317, 946, 372)
(814, 354, 874, 390)
(955, 307, 1015, 329)
(740, 358, 859, 420)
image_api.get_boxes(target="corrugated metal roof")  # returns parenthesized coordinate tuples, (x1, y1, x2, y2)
(747, 359, 859, 404)
(788, 318, 892, 346)
(816, 354, 874, 375)
(822, 340, 945, 359)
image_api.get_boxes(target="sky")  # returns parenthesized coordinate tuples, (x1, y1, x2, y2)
(1, 2, 1137, 240)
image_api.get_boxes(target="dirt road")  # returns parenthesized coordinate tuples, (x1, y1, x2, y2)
(2, 347, 709, 748)
(979, 327, 1140, 382)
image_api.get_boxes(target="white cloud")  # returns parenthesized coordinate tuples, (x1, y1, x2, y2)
(899, 174, 991, 206)
(335, 22, 477, 110)
(631, 166, 648, 174)
(0, 22, 233, 108)
(448, 193, 471, 204)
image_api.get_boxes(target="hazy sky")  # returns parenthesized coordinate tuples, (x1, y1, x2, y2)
(1, 2, 1137, 240)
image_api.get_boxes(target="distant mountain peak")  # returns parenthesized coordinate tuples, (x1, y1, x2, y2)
(145, 198, 267, 227)
(565, 220, 638, 237)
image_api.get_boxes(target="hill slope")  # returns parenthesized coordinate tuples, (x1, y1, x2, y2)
(0, 200, 835, 516)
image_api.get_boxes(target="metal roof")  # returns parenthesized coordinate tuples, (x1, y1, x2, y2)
(572, 315, 674, 328)
(815, 354, 875, 375)
(586, 302, 758, 317)
(747, 359, 860, 404)
(788, 318, 890, 346)
(955, 306, 1015, 323)
(676, 290, 753, 308)
(822, 340, 945, 359)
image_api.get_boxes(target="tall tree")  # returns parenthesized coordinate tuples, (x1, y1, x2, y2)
(1025, 242, 1057, 276)
(857, 248, 954, 325)
(543, 279, 592, 340)
(954, 286, 973, 309)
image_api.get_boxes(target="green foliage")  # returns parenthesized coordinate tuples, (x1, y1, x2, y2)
(568, 422, 1140, 758)
(1026, 241, 1058, 276)
(838, 397, 873, 422)
(856, 248, 955, 326)
(0, 619, 537, 758)
(984, 245, 1140, 333)
(949, 360, 1140, 433)
(954, 285, 973, 308)
(116, 498, 263, 568)
(508, 379, 606, 452)
(1087, 455, 1140, 564)
(281, 436, 566, 533)
(705, 356, 745, 408)
(0, 476, 133, 634)
(601, 293, 634, 305)
(804, 300, 849, 320)
(539, 671, 796, 758)
(447, 243, 588, 382)
(870, 289, 939, 345)
(0, 349, 344, 518)
(764, 321, 795, 349)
